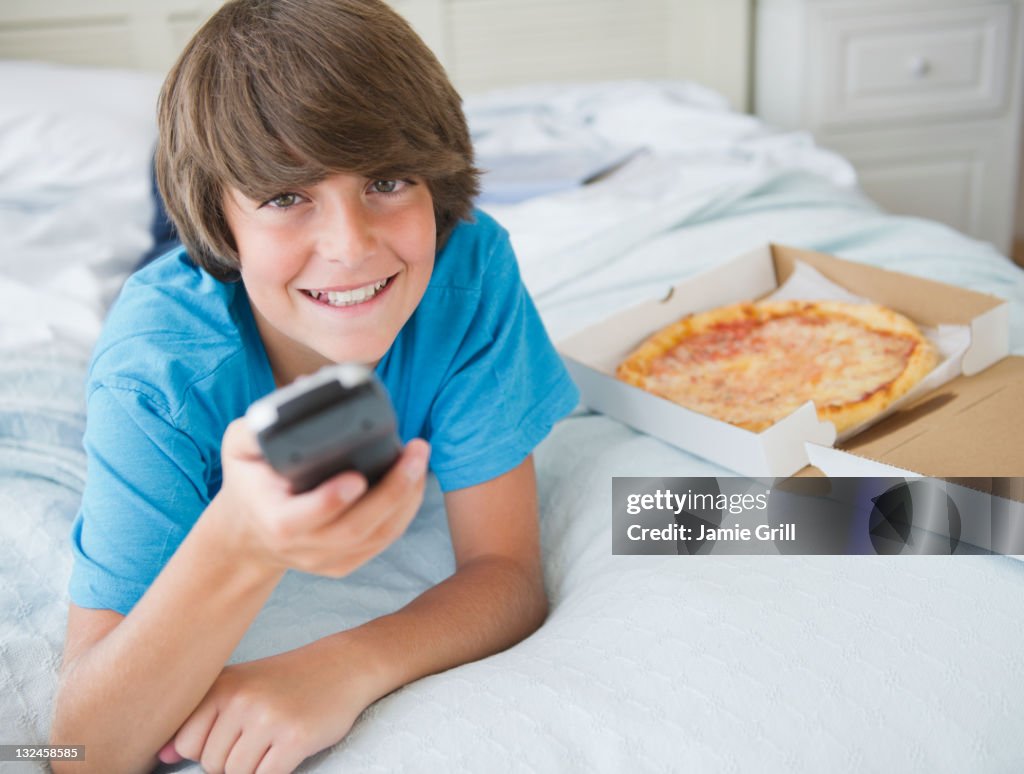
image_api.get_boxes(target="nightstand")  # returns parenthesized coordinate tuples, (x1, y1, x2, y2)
(755, 0, 1024, 255)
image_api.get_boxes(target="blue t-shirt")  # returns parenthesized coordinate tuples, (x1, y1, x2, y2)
(69, 210, 579, 614)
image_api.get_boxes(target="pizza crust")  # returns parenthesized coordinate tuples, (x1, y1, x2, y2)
(617, 300, 939, 434)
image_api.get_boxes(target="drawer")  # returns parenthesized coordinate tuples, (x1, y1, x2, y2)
(810, 2, 1014, 128)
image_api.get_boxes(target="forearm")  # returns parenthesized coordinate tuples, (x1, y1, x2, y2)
(327, 555, 548, 701)
(51, 497, 283, 774)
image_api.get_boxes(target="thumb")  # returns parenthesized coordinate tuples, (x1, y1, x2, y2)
(157, 740, 184, 764)
(222, 416, 263, 461)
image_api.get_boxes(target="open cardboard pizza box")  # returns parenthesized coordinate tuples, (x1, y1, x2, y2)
(558, 244, 1020, 479)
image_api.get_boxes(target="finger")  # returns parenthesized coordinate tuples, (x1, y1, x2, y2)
(280, 438, 428, 533)
(224, 734, 271, 774)
(171, 703, 219, 763)
(267, 439, 428, 543)
(276, 470, 369, 534)
(254, 743, 309, 774)
(365, 486, 420, 549)
(363, 440, 431, 542)
(347, 438, 429, 523)
(319, 439, 429, 542)
(199, 718, 242, 774)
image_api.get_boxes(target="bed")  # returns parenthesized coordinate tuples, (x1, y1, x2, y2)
(3, 23, 1024, 774)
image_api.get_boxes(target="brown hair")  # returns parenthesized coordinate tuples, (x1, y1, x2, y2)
(155, 0, 479, 281)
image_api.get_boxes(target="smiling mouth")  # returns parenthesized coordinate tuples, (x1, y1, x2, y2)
(301, 275, 394, 307)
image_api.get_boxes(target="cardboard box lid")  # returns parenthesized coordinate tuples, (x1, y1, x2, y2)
(835, 355, 1024, 477)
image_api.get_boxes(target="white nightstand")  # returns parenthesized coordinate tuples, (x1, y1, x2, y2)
(755, 0, 1024, 255)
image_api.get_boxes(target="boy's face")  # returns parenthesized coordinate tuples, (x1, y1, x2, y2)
(224, 172, 436, 384)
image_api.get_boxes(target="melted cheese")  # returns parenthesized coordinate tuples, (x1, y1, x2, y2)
(646, 314, 916, 429)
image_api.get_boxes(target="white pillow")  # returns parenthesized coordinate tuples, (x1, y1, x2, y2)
(0, 60, 162, 195)
(0, 61, 164, 332)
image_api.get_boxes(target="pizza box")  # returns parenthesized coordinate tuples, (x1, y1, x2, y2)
(803, 354, 1024, 478)
(557, 243, 1013, 479)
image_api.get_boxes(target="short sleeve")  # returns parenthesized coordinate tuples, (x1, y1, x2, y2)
(426, 236, 579, 491)
(69, 384, 213, 615)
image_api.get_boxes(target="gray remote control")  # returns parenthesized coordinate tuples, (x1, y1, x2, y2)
(245, 363, 402, 493)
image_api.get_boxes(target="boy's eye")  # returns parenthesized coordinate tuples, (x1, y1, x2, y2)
(370, 179, 401, 194)
(264, 193, 301, 208)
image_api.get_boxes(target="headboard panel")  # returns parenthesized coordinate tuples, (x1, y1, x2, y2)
(0, 0, 751, 109)
(0, 1, 220, 71)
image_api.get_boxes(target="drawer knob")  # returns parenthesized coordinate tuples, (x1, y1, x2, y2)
(907, 55, 931, 79)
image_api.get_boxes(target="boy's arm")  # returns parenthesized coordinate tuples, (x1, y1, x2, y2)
(50, 422, 429, 774)
(161, 455, 548, 771)
(343, 453, 549, 682)
(50, 501, 285, 774)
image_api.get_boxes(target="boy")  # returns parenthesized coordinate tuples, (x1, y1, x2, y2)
(49, 1, 578, 772)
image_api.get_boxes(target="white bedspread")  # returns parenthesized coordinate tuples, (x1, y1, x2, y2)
(2, 79, 1023, 773)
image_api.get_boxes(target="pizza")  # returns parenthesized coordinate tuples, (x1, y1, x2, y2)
(616, 300, 939, 434)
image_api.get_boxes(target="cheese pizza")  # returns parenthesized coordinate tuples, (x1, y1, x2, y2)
(616, 300, 939, 433)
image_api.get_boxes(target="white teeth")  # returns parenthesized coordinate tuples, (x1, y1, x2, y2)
(309, 279, 388, 307)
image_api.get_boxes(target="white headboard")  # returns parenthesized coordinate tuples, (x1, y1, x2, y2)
(0, 0, 751, 110)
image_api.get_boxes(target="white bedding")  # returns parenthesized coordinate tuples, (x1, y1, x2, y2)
(2, 69, 1023, 773)
(0, 62, 160, 350)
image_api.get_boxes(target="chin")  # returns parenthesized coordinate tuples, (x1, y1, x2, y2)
(322, 340, 390, 366)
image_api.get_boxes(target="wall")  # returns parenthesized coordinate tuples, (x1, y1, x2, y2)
(0, 0, 752, 110)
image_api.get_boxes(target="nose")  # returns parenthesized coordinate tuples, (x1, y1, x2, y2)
(317, 195, 378, 268)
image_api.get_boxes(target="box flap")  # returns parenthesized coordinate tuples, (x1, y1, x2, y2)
(962, 303, 1011, 375)
(835, 356, 1024, 477)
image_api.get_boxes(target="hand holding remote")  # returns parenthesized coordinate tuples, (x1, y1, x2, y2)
(208, 412, 430, 578)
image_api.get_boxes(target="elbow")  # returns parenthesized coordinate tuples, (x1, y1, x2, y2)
(49, 650, 97, 772)
(460, 553, 550, 644)
(48, 701, 89, 774)
(49, 669, 90, 762)
(49, 683, 76, 764)
(49, 755, 147, 774)
(50, 759, 85, 774)
(528, 569, 550, 633)
(506, 555, 549, 637)
(47, 726, 87, 774)
(47, 735, 157, 774)
(49, 684, 156, 774)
